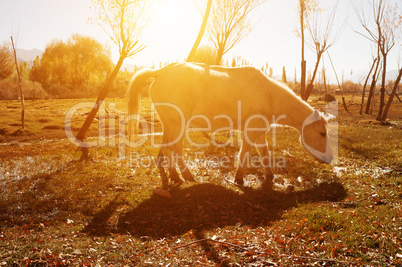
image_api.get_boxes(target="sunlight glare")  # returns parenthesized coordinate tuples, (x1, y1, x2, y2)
(155, 0, 181, 22)
(135, 0, 200, 65)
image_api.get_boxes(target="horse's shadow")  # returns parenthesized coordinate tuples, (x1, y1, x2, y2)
(84, 181, 347, 238)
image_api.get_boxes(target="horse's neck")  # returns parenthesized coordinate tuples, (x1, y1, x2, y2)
(273, 89, 313, 132)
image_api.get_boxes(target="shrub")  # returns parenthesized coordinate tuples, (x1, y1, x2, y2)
(318, 93, 336, 102)
(0, 42, 14, 81)
(0, 77, 48, 100)
(192, 45, 217, 65)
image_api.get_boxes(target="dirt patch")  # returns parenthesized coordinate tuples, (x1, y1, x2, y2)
(8, 123, 22, 127)
(356, 119, 395, 126)
(7, 106, 19, 109)
(42, 125, 63, 130)
(11, 128, 34, 136)
(0, 127, 8, 135)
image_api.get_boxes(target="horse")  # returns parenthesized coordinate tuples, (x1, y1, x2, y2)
(127, 62, 333, 187)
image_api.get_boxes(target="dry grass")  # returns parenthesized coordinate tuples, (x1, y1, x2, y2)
(0, 95, 401, 266)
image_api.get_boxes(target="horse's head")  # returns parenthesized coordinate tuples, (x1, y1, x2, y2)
(301, 110, 333, 164)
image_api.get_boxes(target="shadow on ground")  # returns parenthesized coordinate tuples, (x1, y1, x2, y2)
(84, 181, 347, 238)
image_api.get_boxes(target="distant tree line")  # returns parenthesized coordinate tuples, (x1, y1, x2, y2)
(0, 34, 132, 99)
(0, 42, 14, 80)
(31, 34, 112, 88)
(30, 34, 115, 98)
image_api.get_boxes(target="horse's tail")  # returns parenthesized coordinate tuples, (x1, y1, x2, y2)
(126, 68, 156, 142)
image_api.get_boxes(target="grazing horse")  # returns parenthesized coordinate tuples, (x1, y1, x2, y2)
(127, 62, 333, 187)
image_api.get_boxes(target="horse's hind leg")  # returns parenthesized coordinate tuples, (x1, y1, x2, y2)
(160, 147, 182, 184)
(171, 140, 195, 182)
(156, 149, 169, 186)
(158, 133, 182, 185)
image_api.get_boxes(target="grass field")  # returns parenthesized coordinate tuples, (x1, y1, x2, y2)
(0, 95, 401, 266)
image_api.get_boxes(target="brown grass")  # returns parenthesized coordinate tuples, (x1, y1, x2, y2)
(0, 94, 401, 266)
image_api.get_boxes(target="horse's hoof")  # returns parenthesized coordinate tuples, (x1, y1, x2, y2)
(262, 179, 274, 191)
(234, 178, 244, 186)
(285, 185, 294, 193)
(173, 181, 183, 186)
(171, 177, 183, 185)
(185, 176, 196, 182)
(265, 173, 274, 181)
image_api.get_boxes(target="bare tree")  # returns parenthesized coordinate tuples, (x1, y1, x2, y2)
(354, 0, 402, 120)
(93, 0, 149, 59)
(327, 50, 348, 111)
(382, 67, 402, 120)
(303, 0, 343, 101)
(364, 45, 383, 115)
(359, 57, 378, 115)
(207, 0, 265, 65)
(187, 0, 213, 62)
(77, 0, 152, 158)
(297, 0, 320, 100)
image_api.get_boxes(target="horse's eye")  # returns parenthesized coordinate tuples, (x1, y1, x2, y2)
(320, 132, 326, 137)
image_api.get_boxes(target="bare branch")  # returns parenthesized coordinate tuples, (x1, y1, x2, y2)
(92, 0, 151, 58)
(306, 0, 343, 54)
(207, 0, 266, 64)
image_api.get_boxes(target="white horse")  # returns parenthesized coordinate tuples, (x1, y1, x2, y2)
(127, 62, 333, 187)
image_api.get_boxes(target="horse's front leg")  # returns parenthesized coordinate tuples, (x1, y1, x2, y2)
(255, 133, 274, 189)
(156, 149, 169, 187)
(235, 139, 253, 185)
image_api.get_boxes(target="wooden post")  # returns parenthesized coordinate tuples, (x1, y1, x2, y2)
(10, 36, 25, 129)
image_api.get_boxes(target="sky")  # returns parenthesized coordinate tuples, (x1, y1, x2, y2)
(1, 0, 401, 82)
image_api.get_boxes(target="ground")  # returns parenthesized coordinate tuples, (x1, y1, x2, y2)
(0, 95, 401, 266)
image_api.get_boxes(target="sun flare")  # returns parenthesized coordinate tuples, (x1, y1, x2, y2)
(138, 0, 201, 64)
(155, 1, 182, 22)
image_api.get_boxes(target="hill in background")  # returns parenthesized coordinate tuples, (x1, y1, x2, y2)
(16, 48, 43, 63)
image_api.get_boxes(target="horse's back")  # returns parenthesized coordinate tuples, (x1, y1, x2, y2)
(149, 63, 275, 130)
(151, 63, 269, 105)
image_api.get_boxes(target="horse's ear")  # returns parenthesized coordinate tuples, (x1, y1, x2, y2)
(313, 109, 321, 120)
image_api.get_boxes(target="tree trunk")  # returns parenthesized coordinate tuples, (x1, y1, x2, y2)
(327, 50, 348, 111)
(381, 67, 402, 121)
(376, 54, 387, 120)
(187, 0, 212, 62)
(360, 58, 377, 115)
(10, 36, 24, 129)
(303, 51, 322, 101)
(76, 55, 125, 160)
(215, 45, 224, 65)
(365, 58, 380, 115)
